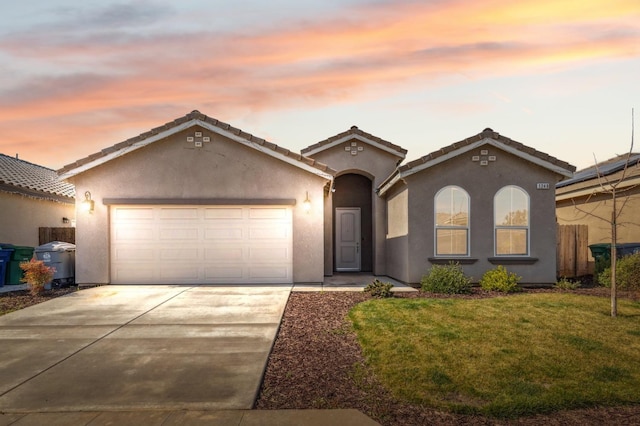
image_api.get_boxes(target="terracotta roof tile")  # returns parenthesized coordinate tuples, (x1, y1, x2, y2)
(398, 128, 575, 173)
(301, 125, 407, 157)
(378, 128, 576, 196)
(0, 153, 75, 199)
(58, 110, 336, 178)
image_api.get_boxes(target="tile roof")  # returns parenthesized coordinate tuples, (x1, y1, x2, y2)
(0, 153, 75, 201)
(58, 110, 336, 179)
(301, 125, 407, 158)
(378, 128, 576, 196)
(556, 153, 640, 189)
(401, 128, 574, 173)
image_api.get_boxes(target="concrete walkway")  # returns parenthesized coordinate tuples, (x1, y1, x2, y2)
(0, 284, 382, 425)
(295, 273, 417, 292)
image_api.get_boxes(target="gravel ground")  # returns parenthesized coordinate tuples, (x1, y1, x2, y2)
(255, 287, 640, 425)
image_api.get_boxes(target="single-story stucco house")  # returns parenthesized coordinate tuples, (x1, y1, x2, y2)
(58, 111, 575, 286)
(0, 153, 75, 247)
(556, 153, 640, 250)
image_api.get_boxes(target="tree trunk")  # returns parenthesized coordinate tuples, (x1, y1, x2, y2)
(611, 192, 617, 318)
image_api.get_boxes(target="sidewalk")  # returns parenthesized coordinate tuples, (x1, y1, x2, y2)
(295, 273, 418, 292)
(0, 409, 380, 425)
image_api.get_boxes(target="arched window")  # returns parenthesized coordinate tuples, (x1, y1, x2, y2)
(494, 186, 529, 255)
(434, 186, 469, 256)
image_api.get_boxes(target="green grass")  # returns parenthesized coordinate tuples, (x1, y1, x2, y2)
(349, 293, 640, 418)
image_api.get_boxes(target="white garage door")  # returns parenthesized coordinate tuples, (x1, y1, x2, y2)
(110, 205, 293, 284)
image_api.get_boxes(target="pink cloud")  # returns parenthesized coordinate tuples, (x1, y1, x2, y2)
(0, 0, 638, 168)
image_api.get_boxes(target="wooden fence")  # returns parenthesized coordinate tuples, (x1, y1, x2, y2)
(39, 227, 75, 245)
(557, 224, 589, 278)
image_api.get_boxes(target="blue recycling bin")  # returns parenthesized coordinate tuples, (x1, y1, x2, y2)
(617, 243, 640, 257)
(0, 248, 14, 287)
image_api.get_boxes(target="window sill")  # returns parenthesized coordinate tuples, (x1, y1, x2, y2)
(428, 257, 478, 265)
(488, 257, 538, 265)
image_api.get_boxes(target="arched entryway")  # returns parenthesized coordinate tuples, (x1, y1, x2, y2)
(333, 173, 373, 272)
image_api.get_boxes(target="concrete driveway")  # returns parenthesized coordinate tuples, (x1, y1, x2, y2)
(0, 285, 291, 413)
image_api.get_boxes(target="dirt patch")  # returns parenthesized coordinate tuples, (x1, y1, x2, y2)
(255, 287, 640, 425)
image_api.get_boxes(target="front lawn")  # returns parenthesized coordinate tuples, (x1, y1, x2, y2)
(349, 293, 640, 418)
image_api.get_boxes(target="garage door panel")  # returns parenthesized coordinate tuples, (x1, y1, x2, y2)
(204, 227, 244, 240)
(159, 228, 199, 241)
(114, 227, 155, 241)
(159, 266, 200, 280)
(112, 266, 156, 282)
(159, 248, 200, 260)
(111, 205, 292, 284)
(249, 247, 290, 262)
(249, 227, 289, 240)
(205, 248, 244, 262)
(159, 207, 199, 219)
(204, 208, 243, 219)
(115, 208, 154, 220)
(249, 208, 289, 219)
(249, 266, 291, 280)
(204, 267, 244, 280)
(113, 247, 155, 261)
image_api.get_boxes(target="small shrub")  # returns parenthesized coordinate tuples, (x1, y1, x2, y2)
(365, 279, 394, 298)
(598, 252, 640, 290)
(421, 263, 472, 294)
(19, 259, 55, 296)
(555, 276, 582, 290)
(480, 265, 521, 293)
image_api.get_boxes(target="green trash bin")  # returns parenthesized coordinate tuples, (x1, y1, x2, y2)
(0, 245, 35, 285)
(589, 243, 612, 277)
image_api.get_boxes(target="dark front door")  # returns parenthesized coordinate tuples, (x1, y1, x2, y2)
(335, 207, 361, 271)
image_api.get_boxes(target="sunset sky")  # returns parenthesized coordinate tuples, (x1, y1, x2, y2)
(1, 0, 638, 172)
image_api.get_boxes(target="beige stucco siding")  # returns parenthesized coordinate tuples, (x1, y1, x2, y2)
(399, 147, 562, 285)
(557, 187, 640, 249)
(69, 128, 328, 285)
(387, 189, 408, 238)
(0, 192, 75, 247)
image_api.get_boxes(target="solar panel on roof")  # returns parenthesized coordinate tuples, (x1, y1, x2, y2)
(557, 153, 640, 188)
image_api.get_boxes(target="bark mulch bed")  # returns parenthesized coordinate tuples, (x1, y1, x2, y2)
(255, 287, 640, 425)
(0, 287, 77, 316)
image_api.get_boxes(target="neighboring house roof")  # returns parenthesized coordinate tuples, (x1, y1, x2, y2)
(0, 153, 75, 202)
(58, 110, 336, 181)
(556, 153, 640, 201)
(301, 125, 407, 159)
(378, 128, 576, 196)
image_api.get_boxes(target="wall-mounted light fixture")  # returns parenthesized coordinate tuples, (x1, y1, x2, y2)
(303, 191, 311, 213)
(62, 217, 70, 224)
(82, 191, 95, 213)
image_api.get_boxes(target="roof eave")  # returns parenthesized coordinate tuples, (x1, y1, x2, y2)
(556, 175, 640, 201)
(303, 134, 406, 159)
(59, 118, 334, 182)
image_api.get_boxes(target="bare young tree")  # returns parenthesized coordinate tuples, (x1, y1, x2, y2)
(570, 108, 636, 317)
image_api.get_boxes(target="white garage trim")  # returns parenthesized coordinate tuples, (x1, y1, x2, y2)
(110, 205, 293, 284)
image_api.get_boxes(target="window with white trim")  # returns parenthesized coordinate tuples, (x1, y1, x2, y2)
(435, 186, 469, 256)
(494, 186, 529, 255)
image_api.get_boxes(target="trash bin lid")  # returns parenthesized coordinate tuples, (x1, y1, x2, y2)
(35, 241, 76, 252)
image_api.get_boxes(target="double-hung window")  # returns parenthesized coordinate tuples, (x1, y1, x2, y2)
(494, 186, 529, 255)
(435, 186, 469, 256)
